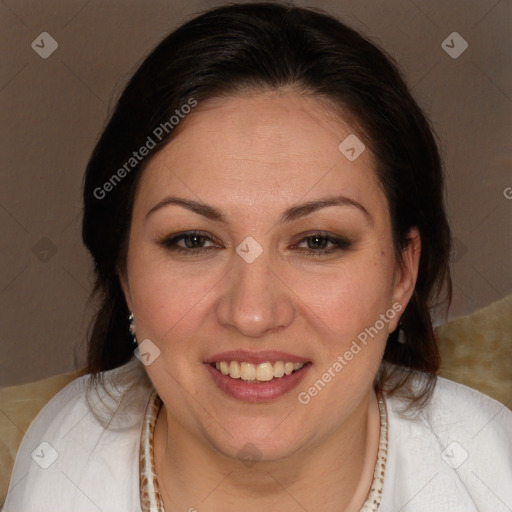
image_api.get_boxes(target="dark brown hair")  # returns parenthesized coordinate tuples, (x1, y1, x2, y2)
(81, 2, 452, 412)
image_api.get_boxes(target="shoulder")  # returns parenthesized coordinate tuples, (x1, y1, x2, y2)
(3, 357, 153, 512)
(380, 373, 512, 512)
(420, 375, 511, 435)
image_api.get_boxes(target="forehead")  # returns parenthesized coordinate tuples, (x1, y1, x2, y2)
(135, 91, 386, 222)
(164, 90, 371, 165)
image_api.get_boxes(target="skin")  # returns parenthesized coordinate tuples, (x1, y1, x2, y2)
(120, 89, 420, 511)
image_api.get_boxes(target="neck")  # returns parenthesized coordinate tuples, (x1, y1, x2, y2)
(154, 389, 380, 512)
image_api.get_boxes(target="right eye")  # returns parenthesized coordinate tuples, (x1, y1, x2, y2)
(158, 230, 220, 255)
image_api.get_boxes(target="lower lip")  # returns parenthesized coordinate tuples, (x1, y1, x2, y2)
(205, 363, 311, 402)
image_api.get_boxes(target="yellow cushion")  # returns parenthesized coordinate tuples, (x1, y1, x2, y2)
(436, 293, 512, 408)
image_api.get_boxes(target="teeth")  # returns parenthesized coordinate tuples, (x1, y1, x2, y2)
(256, 362, 274, 381)
(212, 360, 305, 382)
(240, 362, 256, 381)
(229, 361, 241, 379)
(274, 361, 285, 378)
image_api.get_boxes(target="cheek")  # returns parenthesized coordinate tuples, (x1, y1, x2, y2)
(292, 249, 395, 335)
(128, 254, 217, 347)
(297, 262, 394, 408)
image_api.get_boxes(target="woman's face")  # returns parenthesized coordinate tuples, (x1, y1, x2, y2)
(121, 90, 419, 461)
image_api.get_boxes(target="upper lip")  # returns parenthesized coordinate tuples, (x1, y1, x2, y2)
(204, 350, 310, 365)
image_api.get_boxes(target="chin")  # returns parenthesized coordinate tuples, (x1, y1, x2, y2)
(206, 426, 305, 465)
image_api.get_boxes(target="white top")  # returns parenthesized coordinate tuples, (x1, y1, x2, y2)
(3, 357, 512, 512)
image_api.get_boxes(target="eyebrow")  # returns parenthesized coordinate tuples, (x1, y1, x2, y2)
(145, 194, 373, 225)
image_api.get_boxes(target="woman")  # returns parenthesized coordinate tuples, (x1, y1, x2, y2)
(4, 3, 511, 512)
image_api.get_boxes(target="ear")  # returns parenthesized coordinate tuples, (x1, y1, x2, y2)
(390, 227, 421, 329)
(118, 270, 133, 313)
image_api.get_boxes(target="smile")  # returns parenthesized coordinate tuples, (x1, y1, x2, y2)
(211, 361, 305, 382)
(205, 352, 311, 402)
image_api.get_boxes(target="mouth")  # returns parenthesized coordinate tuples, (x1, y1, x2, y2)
(204, 352, 311, 402)
(210, 360, 307, 383)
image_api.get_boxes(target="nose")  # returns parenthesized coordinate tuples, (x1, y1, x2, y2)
(215, 246, 296, 338)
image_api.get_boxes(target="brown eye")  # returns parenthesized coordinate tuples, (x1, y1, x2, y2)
(295, 233, 352, 256)
(159, 231, 219, 254)
(180, 233, 209, 249)
(306, 235, 329, 250)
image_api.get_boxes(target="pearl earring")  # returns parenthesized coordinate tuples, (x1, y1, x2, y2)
(397, 322, 406, 344)
(128, 313, 138, 346)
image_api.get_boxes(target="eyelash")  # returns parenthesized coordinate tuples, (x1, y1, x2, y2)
(158, 230, 352, 257)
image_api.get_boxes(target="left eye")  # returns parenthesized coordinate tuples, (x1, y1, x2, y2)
(295, 233, 351, 255)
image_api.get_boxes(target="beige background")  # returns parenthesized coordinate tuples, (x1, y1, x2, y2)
(0, 0, 510, 386)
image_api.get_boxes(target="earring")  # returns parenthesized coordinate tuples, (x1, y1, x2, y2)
(397, 322, 406, 344)
(388, 321, 406, 344)
(128, 313, 138, 346)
